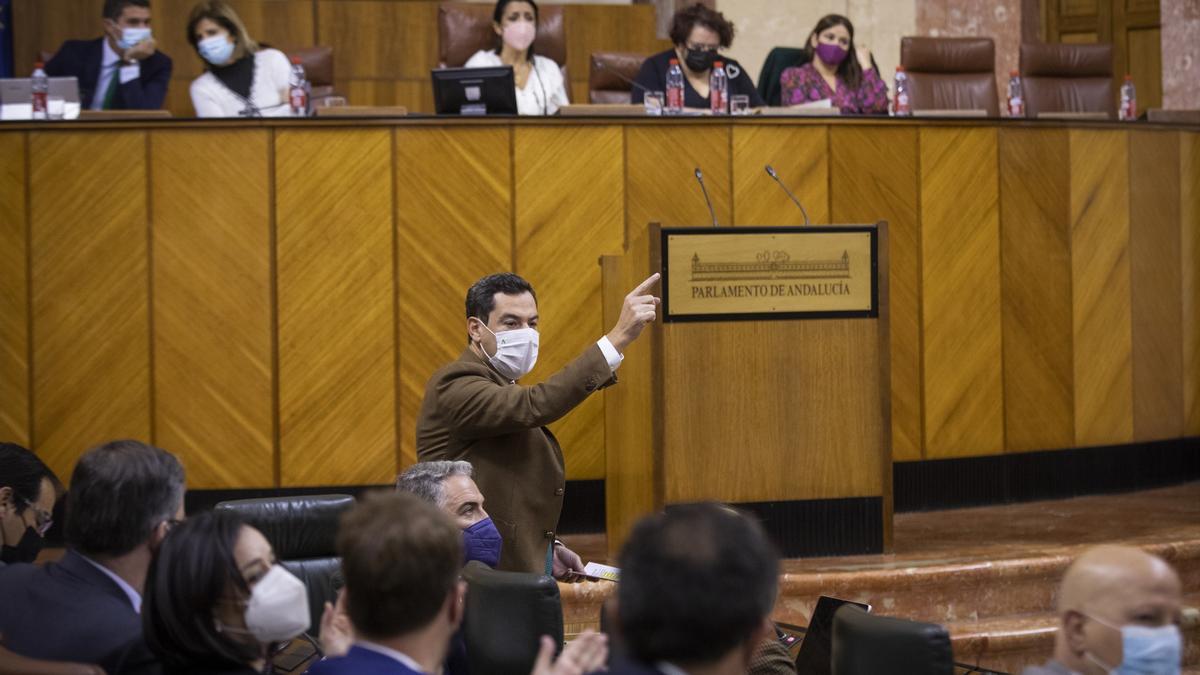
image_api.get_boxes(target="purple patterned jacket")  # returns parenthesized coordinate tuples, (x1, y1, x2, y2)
(780, 62, 890, 115)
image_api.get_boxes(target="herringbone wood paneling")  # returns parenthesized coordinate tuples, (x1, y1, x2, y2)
(151, 130, 274, 488)
(626, 125, 731, 235)
(733, 125, 828, 226)
(830, 127, 922, 461)
(395, 127, 511, 469)
(0, 134, 28, 446)
(1070, 130, 1133, 446)
(515, 126, 624, 480)
(1184, 132, 1200, 436)
(30, 131, 151, 481)
(276, 129, 395, 486)
(919, 127, 1004, 459)
(1129, 130, 1184, 442)
(999, 128, 1074, 453)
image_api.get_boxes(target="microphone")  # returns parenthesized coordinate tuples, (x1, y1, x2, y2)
(764, 165, 810, 226)
(694, 167, 719, 228)
(594, 59, 652, 95)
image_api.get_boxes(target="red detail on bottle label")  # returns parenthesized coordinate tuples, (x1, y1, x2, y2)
(666, 86, 684, 110)
(32, 91, 48, 113)
(289, 87, 308, 115)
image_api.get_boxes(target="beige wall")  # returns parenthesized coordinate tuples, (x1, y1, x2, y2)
(716, 0, 916, 93)
(1162, 0, 1200, 109)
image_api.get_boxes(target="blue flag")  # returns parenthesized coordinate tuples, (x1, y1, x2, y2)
(0, 0, 13, 78)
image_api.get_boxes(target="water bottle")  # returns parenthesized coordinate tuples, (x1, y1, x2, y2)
(665, 58, 684, 115)
(288, 56, 310, 117)
(893, 66, 911, 117)
(1007, 70, 1025, 118)
(31, 62, 49, 120)
(709, 60, 728, 115)
(1119, 75, 1136, 121)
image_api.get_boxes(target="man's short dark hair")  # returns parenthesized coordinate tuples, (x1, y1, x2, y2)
(465, 273, 537, 323)
(617, 503, 779, 665)
(0, 443, 59, 514)
(102, 0, 149, 20)
(669, 3, 735, 49)
(65, 440, 185, 557)
(337, 492, 462, 641)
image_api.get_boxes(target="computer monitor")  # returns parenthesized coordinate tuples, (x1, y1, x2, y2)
(0, 77, 81, 120)
(431, 66, 518, 116)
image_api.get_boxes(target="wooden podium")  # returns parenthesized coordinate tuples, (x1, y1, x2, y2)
(600, 223, 892, 558)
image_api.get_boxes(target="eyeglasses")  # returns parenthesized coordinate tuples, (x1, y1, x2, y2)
(22, 498, 53, 536)
(685, 42, 720, 53)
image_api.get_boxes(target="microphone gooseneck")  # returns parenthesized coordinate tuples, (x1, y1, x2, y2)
(764, 164, 810, 226)
(694, 167, 719, 228)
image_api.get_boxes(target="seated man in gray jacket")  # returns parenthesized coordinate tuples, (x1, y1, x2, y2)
(1022, 544, 1183, 675)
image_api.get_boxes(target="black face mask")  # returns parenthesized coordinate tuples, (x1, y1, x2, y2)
(685, 48, 717, 73)
(1, 525, 44, 564)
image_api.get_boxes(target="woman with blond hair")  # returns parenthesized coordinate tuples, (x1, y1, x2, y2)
(186, 0, 294, 117)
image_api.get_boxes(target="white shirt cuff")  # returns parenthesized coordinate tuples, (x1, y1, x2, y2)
(118, 63, 141, 84)
(596, 336, 623, 372)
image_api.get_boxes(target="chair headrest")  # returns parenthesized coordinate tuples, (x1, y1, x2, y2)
(215, 494, 354, 559)
(1020, 42, 1113, 77)
(832, 605, 955, 675)
(901, 37, 995, 73)
(589, 52, 647, 91)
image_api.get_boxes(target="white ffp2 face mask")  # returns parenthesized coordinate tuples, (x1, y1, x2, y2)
(242, 565, 311, 643)
(476, 320, 539, 380)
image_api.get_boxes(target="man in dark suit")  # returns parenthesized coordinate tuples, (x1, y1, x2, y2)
(605, 503, 780, 675)
(45, 0, 171, 110)
(416, 272, 660, 575)
(0, 440, 185, 672)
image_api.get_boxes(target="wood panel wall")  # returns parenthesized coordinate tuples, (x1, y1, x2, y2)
(12, 0, 668, 118)
(2, 119, 1196, 490)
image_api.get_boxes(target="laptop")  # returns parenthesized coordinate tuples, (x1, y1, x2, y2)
(0, 77, 82, 120)
(793, 595, 872, 675)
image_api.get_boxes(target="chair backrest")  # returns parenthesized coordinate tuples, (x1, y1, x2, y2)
(757, 46, 810, 106)
(900, 36, 999, 116)
(461, 560, 563, 675)
(831, 605, 954, 675)
(215, 494, 354, 637)
(438, 2, 566, 68)
(588, 52, 646, 104)
(1019, 42, 1114, 118)
(285, 45, 336, 99)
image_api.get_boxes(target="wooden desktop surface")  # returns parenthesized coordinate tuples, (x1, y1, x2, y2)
(0, 116, 1196, 491)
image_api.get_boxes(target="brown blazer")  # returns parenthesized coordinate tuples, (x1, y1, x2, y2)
(416, 344, 616, 573)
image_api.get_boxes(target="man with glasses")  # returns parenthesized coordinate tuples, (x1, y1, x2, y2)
(0, 440, 185, 671)
(0, 443, 59, 566)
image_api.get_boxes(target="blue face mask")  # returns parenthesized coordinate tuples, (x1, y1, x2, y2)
(198, 34, 235, 66)
(1086, 622, 1182, 675)
(119, 27, 152, 50)
(462, 517, 502, 568)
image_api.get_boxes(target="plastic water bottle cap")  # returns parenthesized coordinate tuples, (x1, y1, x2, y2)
(34, 61, 44, 68)
(895, 65, 905, 72)
(1010, 69, 1019, 77)
(714, 61, 724, 67)
(669, 58, 679, 64)
(291, 56, 302, 65)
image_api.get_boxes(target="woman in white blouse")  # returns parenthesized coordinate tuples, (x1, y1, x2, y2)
(186, 0, 294, 118)
(464, 0, 569, 115)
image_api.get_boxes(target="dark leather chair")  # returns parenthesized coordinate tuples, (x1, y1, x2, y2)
(757, 46, 810, 106)
(438, 2, 566, 70)
(900, 36, 999, 116)
(588, 52, 646, 104)
(1019, 42, 1114, 119)
(285, 45, 338, 105)
(461, 560, 564, 675)
(215, 494, 354, 637)
(831, 605, 954, 675)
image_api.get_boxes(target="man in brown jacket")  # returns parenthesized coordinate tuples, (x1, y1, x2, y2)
(416, 272, 660, 575)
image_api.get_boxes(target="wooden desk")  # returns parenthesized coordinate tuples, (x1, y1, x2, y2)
(0, 117, 1196, 494)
